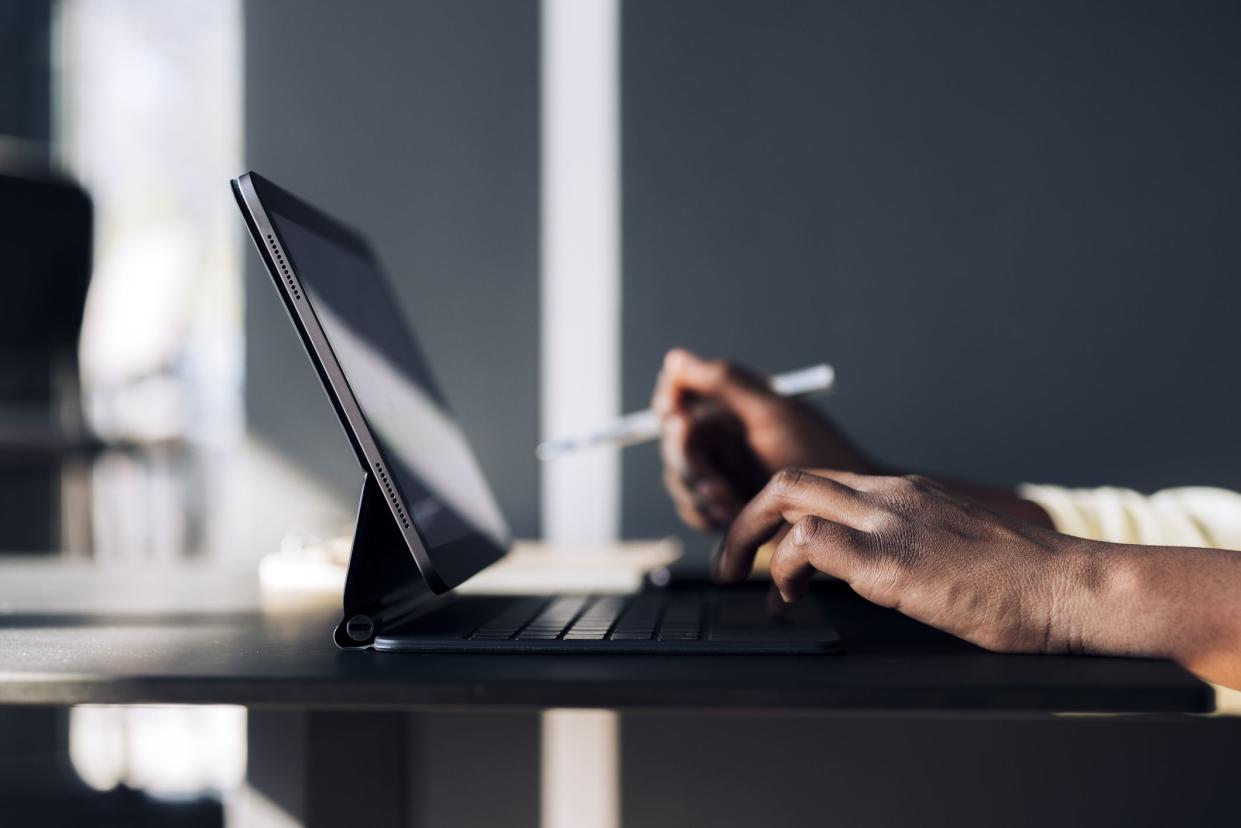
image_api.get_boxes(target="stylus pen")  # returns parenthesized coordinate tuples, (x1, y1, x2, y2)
(536, 363, 835, 461)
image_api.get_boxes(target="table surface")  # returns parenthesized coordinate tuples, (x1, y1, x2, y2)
(0, 560, 1213, 713)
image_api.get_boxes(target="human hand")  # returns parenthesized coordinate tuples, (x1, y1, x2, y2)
(713, 468, 1089, 653)
(652, 349, 875, 531)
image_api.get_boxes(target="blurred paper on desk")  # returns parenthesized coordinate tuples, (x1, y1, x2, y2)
(259, 537, 682, 598)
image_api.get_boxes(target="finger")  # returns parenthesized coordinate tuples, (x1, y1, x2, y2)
(769, 516, 870, 602)
(714, 468, 879, 583)
(803, 468, 888, 492)
(660, 409, 745, 529)
(693, 476, 744, 526)
(660, 410, 722, 489)
(659, 410, 695, 482)
(664, 408, 740, 493)
(663, 467, 713, 531)
(754, 524, 791, 577)
(651, 365, 674, 415)
(662, 348, 776, 418)
(766, 582, 790, 618)
(768, 530, 815, 603)
(663, 466, 737, 530)
(663, 461, 740, 529)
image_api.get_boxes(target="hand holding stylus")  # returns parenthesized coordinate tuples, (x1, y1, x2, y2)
(651, 349, 875, 531)
(537, 361, 835, 461)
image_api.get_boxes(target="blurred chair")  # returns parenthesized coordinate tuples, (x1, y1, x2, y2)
(0, 156, 224, 827)
(0, 158, 94, 552)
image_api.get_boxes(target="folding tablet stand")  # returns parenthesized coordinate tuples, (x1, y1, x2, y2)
(333, 474, 440, 648)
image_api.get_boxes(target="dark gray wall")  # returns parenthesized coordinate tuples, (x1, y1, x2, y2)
(0, 1, 51, 143)
(621, 0, 1241, 550)
(243, 1, 541, 535)
(244, 1, 1241, 549)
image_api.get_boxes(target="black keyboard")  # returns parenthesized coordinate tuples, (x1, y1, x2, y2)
(373, 587, 843, 654)
(471, 594, 703, 642)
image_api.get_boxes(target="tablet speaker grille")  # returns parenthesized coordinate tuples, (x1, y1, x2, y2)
(266, 233, 301, 301)
(374, 461, 411, 530)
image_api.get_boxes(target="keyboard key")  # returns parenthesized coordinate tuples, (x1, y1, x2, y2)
(509, 595, 594, 640)
(657, 595, 702, 638)
(470, 597, 550, 639)
(470, 593, 713, 645)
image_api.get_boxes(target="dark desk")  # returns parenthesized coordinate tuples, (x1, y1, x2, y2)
(0, 563, 1212, 713)
(0, 560, 1230, 828)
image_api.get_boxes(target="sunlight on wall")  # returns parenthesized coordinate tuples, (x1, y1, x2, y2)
(53, 0, 250, 804)
(55, 0, 243, 447)
(51, 0, 245, 561)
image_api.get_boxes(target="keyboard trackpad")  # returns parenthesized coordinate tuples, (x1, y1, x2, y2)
(708, 593, 836, 643)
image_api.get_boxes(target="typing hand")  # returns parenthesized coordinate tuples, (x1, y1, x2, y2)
(713, 468, 1089, 654)
(652, 349, 874, 530)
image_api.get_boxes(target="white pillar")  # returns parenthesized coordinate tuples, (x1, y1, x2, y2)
(539, 2, 622, 827)
(540, 0, 621, 546)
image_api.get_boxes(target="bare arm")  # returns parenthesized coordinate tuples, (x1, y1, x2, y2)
(1070, 542, 1241, 688)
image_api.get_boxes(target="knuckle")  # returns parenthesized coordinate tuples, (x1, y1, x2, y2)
(770, 467, 808, 497)
(711, 358, 737, 379)
(789, 515, 830, 549)
(873, 476, 908, 501)
(704, 359, 726, 382)
(896, 475, 922, 493)
(877, 476, 930, 517)
(858, 509, 892, 535)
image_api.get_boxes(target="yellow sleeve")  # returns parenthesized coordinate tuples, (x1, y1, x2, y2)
(1018, 484, 1241, 550)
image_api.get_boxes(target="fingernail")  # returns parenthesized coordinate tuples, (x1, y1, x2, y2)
(710, 540, 726, 580)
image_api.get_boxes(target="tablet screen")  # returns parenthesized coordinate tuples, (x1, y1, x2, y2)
(266, 203, 510, 587)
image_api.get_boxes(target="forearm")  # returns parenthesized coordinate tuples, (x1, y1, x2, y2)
(1064, 541, 1241, 688)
